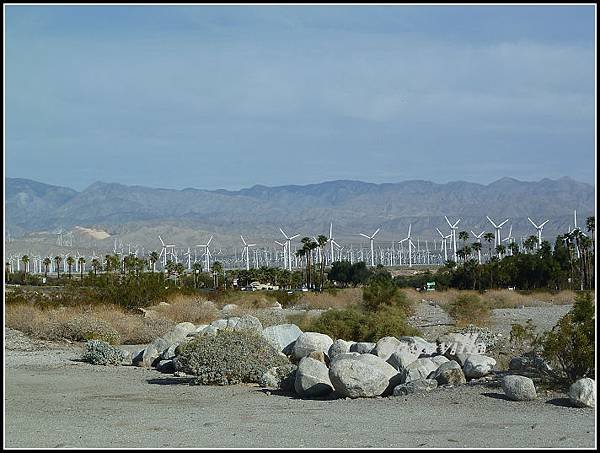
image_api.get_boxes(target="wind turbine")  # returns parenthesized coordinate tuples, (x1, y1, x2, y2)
(279, 228, 299, 271)
(274, 241, 287, 269)
(158, 236, 175, 267)
(527, 217, 549, 248)
(196, 236, 214, 273)
(444, 216, 461, 262)
(436, 227, 451, 262)
(471, 230, 485, 264)
(486, 216, 509, 248)
(502, 225, 516, 255)
(240, 235, 256, 271)
(399, 224, 415, 267)
(359, 227, 381, 267)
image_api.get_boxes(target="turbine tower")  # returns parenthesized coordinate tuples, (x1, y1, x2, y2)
(359, 227, 381, 267)
(399, 224, 415, 267)
(158, 235, 175, 267)
(240, 235, 256, 271)
(527, 217, 549, 248)
(444, 216, 461, 262)
(486, 216, 509, 248)
(196, 236, 214, 273)
(471, 230, 485, 264)
(279, 228, 299, 271)
(436, 227, 450, 262)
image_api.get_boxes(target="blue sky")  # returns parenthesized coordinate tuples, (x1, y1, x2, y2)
(5, 5, 596, 190)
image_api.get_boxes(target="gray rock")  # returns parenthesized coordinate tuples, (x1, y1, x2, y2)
(294, 357, 334, 397)
(293, 332, 334, 360)
(401, 358, 438, 384)
(222, 303, 238, 312)
(262, 324, 303, 355)
(160, 342, 181, 360)
(437, 332, 486, 358)
(162, 322, 197, 345)
(568, 378, 595, 408)
(329, 353, 401, 398)
(430, 355, 450, 367)
(453, 353, 470, 367)
(201, 325, 219, 336)
(399, 336, 437, 355)
(328, 339, 353, 360)
(156, 359, 175, 373)
(210, 319, 228, 330)
(119, 349, 133, 366)
(502, 375, 537, 401)
(431, 360, 466, 385)
(195, 324, 209, 333)
(463, 354, 496, 379)
(230, 315, 263, 333)
(387, 349, 419, 372)
(350, 342, 377, 354)
(259, 364, 298, 391)
(131, 349, 145, 366)
(329, 352, 361, 366)
(225, 316, 241, 328)
(372, 337, 402, 361)
(308, 350, 328, 365)
(393, 379, 438, 396)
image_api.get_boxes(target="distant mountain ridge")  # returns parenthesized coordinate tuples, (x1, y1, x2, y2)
(5, 176, 595, 247)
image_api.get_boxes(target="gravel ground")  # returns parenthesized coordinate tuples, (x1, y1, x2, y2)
(5, 321, 596, 449)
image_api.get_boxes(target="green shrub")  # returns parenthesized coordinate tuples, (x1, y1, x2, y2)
(445, 293, 491, 327)
(363, 272, 413, 314)
(176, 329, 289, 385)
(307, 305, 419, 342)
(510, 319, 539, 350)
(308, 308, 366, 341)
(82, 340, 125, 365)
(540, 291, 595, 382)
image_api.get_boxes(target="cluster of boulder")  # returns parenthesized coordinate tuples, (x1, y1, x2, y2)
(118, 316, 595, 408)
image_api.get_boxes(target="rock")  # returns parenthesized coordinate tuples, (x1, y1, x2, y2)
(329, 353, 401, 398)
(210, 319, 228, 330)
(222, 303, 238, 311)
(160, 342, 180, 360)
(328, 339, 354, 360)
(158, 302, 170, 306)
(508, 352, 552, 374)
(387, 350, 419, 372)
(350, 342, 377, 354)
(262, 324, 303, 355)
(430, 355, 450, 367)
(502, 375, 537, 401)
(463, 354, 496, 379)
(431, 360, 466, 385)
(508, 356, 526, 371)
(156, 359, 175, 373)
(134, 323, 197, 368)
(329, 352, 361, 366)
(131, 349, 145, 366)
(201, 325, 219, 336)
(230, 315, 263, 333)
(453, 353, 470, 367)
(162, 322, 196, 345)
(259, 364, 298, 391)
(372, 337, 402, 361)
(225, 316, 241, 328)
(437, 333, 486, 358)
(271, 301, 283, 309)
(401, 358, 438, 384)
(393, 379, 438, 396)
(118, 349, 133, 366)
(399, 336, 437, 355)
(294, 357, 334, 397)
(293, 332, 334, 360)
(568, 378, 595, 408)
(195, 324, 209, 334)
(308, 350, 328, 365)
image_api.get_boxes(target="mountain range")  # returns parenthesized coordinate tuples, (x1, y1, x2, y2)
(5, 176, 595, 252)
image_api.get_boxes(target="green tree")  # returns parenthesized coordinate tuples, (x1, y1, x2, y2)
(54, 255, 62, 279)
(317, 234, 329, 291)
(483, 232, 495, 261)
(149, 251, 159, 273)
(78, 257, 86, 280)
(91, 258, 101, 277)
(43, 257, 51, 279)
(21, 255, 30, 279)
(363, 270, 411, 314)
(66, 255, 75, 279)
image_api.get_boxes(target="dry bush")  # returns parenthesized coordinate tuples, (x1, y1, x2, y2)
(294, 288, 363, 310)
(216, 291, 278, 310)
(445, 294, 491, 327)
(152, 294, 219, 324)
(284, 312, 319, 332)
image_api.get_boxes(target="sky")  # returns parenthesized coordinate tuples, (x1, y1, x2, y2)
(4, 5, 596, 191)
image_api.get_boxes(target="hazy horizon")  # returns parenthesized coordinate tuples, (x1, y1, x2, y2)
(5, 5, 596, 191)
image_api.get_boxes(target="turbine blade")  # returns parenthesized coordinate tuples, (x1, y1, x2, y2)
(359, 233, 370, 239)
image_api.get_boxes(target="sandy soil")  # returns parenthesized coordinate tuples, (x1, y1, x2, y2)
(4, 302, 596, 449)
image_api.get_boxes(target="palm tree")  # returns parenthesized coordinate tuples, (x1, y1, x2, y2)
(295, 247, 306, 288)
(192, 262, 203, 288)
(21, 255, 30, 277)
(458, 231, 469, 250)
(495, 244, 506, 259)
(104, 254, 112, 273)
(471, 241, 482, 264)
(91, 258, 100, 277)
(149, 251, 159, 273)
(524, 236, 537, 254)
(78, 257, 86, 280)
(509, 242, 519, 256)
(54, 255, 62, 279)
(43, 257, 51, 279)
(66, 256, 75, 279)
(317, 234, 328, 291)
(212, 261, 224, 288)
(5, 261, 11, 283)
(483, 232, 495, 262)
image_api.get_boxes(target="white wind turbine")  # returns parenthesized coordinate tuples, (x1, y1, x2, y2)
(359, 227, 381, 267)
(502, 225, 516, 255)
(486, 216, 509, 248)
(399, 224, 415, 267)
(279, 228, 299, 271)
(196, 236, 214, 273)
(158, 236, 175, 267)
(240, 235, 256, 271)
(436, 227, 451, 262)
(471, 230, 485, 264)
(444, 216, 461, 262)
(527, 217, 549, 248)
(274, 241, 287, 268)
(184, 247, 192, 270)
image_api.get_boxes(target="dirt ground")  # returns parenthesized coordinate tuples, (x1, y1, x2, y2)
(4, 301, 596, 449)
